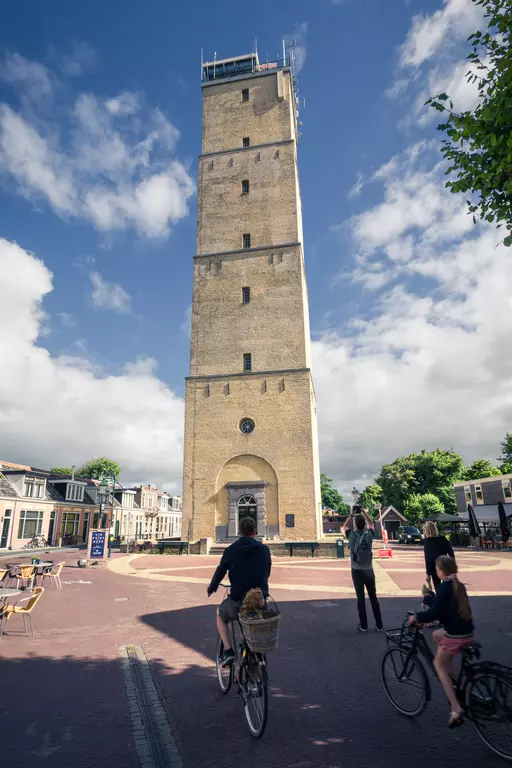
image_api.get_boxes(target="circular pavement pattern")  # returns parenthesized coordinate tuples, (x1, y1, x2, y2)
(108, 548, 512, 597)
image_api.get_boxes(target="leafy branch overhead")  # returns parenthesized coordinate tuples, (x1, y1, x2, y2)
(426, 0, 512, 245)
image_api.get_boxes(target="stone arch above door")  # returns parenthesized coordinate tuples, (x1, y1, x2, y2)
(215, 454, 279, 540)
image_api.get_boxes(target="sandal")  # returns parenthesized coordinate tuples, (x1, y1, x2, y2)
(448, 711, 464, 729)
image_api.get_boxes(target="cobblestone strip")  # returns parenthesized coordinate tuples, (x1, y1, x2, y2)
(120, 645, 183, 768)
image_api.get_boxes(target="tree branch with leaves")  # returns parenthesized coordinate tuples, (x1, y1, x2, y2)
(426, 0, 512, 245)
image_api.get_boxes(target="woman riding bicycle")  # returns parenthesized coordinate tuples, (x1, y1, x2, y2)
(409, 555, 474, 729)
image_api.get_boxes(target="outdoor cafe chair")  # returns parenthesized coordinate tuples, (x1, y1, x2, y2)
(42, 562, 65, 590)
(16, 564, 35, 591)
(0, 569, 8, 586)
(1, 586, 44, 637)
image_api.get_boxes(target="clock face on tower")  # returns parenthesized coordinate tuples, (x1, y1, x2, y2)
(239, 418, 255, 434)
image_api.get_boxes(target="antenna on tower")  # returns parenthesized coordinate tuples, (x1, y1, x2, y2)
(200, 47, 203, 81)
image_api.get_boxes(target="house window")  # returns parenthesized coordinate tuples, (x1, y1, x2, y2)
(242, 88, 249, 102)
(61, 512, 80, 536)
(242, 137, 250, 147)
(148, 496, 153, 508)
(17, 510, 44, 539)
(243, 233, 251, 249)
(243, 353, 252, 372)
(464, 486, 472, 503)
(23, 477, 45, 498)
(502, 480, 512, 500)
(474, 484, 484, 504)
(66, 484, 84, 502)
(242, 179, 249, 194)
(142, 493, 146, 506)
(242, 287, 251, 304)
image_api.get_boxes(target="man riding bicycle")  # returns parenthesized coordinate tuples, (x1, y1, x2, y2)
(207, 516, 271, 665)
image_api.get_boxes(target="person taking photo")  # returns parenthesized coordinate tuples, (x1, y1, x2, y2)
(343, 505, 383, 633)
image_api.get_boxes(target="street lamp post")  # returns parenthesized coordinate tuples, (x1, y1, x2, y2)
(98, 474, 117, 557)
(98, 479, 108, 529)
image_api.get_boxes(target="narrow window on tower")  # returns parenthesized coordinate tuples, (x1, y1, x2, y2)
(241, 179, 249, 195)
(243, 353, 252, 372)
(243, 233, 251, 249)
(242, 137, 250, 147)
(241, 88, 249, 102)
(242, 286, 250, 304)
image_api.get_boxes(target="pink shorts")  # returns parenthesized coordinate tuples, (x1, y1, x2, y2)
(439, 634, 474, 655)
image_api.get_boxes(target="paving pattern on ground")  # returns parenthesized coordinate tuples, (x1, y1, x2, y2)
(109, 548, 512, 598)
(1, 548, 511, 768)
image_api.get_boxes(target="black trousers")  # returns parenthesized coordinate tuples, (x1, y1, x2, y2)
(429, 571, 441, 588)
(351, 568, 382, 629)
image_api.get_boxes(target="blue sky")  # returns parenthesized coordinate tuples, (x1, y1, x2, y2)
(1, 0, 508, 497)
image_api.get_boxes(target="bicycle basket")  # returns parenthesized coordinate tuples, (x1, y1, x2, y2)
(239, 600, 281, 653)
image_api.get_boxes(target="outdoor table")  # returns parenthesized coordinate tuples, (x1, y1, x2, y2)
(0, 588, 22, 604)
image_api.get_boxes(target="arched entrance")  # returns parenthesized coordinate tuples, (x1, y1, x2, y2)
(238, 494, 257, 531)
(215, 455, 279, 541)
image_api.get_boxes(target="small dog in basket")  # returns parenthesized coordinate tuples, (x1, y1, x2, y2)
(240, 588, 266, 620)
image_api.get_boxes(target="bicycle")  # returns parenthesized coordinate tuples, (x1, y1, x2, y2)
(23, 536, 47, 549)
(381, 612, 512, 762)
(215, 584, 271, 739)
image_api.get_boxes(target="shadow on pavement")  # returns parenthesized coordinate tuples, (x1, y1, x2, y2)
(140, 595, 511, 768)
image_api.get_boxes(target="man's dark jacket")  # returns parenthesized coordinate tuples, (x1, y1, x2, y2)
(208, 536, 272, 602)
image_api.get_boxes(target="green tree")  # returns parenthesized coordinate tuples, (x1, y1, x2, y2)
(375, 456, 417, 512)
(50, 467, 73, 475)
(465, 458, 499, 480)
(320, 473, 350, 514)
(404, 493, 444, 524)
(76, 457, 121, 480)
(375, 449, 465, 514)
(498, 432, 512, 473)
(358, 484, 383, 516)
(412, 449, 466, 513)
(426, 0, 512, 245)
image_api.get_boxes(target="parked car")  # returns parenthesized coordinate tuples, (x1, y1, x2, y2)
(397, 525, 423, 544)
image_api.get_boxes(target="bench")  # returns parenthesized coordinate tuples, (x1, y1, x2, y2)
(285, 542, 319, 558)
(156, 540, 187, 555)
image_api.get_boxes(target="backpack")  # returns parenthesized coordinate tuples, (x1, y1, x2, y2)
(350, 531, 373, 568)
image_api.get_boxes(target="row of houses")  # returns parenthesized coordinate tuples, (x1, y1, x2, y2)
(0, 460, 182, 550)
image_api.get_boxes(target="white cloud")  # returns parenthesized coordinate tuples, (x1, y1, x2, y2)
(286, 22, 308, 75)
(0, 52, 53, 103)
(181, 305, 192, 335)
(0, 239, 184, 490)
(60, 41, 97, 78)
(105, 92, 140, 116)
(348, 171, 365, 198)
(0, 53, 195, 239)
(89, 271, 132, 313)
(317, 141, 512, 492)
(56, 312, 76, 329)
(400, 0, 482, 69)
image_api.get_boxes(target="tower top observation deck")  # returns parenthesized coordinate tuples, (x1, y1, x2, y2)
(201, 51, 291, 84)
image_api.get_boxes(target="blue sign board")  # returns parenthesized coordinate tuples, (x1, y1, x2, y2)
(90, 530, 106, 559)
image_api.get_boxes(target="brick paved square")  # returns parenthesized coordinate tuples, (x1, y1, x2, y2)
(0, 550, 510, 768)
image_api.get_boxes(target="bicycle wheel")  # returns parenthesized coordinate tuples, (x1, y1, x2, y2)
(381, 647, 429, 717)
(243, 653, 268, 739)
(465, 669, 512, 762)
(216, 637, 233, 694)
